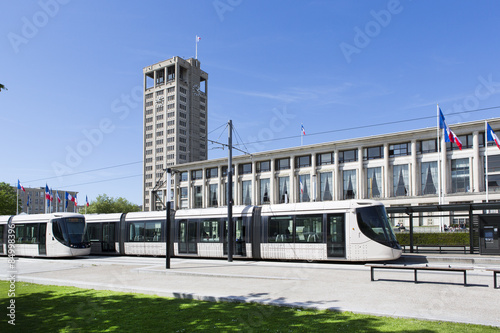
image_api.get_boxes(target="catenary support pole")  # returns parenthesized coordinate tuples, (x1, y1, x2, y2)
(166, 168, 172, 269)
(227, 120, 233, 262)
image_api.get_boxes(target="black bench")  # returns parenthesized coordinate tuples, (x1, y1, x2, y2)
(366, 264, 474, 286)
(402, 245, 468, 254)
(486, 269, 500, 289)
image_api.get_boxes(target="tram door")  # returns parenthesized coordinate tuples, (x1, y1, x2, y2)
(223, 218, 246, 256)
(102, 223, 115, 252)
(38, 223, 47, 255)
(178, 220, 198, 254)
(327, 214, 345, 258)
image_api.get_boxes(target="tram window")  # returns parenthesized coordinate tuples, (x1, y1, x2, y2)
(357, 205, 398, 247)
(15, 224, 38, 244)
(268, 216, 293, 243)
(0, 225, 3, 254)
(201, 220, 220, 242)
(145, 222, 161, 242)
(295, 215, 322, 243)
(128, 223, 145, 242)
(87, 224, 101, 242)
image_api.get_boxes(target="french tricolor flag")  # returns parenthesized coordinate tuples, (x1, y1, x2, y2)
(439, 108, 462, 150)
(45, 184, 51, 200)
(17, 180, 25, 192)
(487, 122, 500, 150)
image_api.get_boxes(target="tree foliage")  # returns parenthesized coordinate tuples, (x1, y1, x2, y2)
(0, 182, 18, 215)
(85, 194, 140, 214)
(0, 84, 7, 92)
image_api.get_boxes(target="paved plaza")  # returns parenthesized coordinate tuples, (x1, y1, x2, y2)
(1, 254, 499, 327)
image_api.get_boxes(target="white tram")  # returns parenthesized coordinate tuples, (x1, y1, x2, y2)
(0, 213, 90, 257)
(85, 200, 401, 262)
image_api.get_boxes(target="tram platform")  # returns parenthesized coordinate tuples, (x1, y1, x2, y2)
(1, 254, 499, 328)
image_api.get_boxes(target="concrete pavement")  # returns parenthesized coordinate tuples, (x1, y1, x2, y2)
(1, 254, 499, 327)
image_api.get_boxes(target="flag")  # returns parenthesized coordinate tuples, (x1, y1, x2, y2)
(486, 122, 500, 150)
(27, 194, 31, 207)
(17, 179, 25, 192)
(56, 191, 61, 203)
(49, 188, 54, 202)
(301, 124, 306, 135)
(300, 180, 304, 195)
(196, 35, 201, 42)
(74, 194, 78, 207)
(66, 192, 75, 202)
(45, 184, 50, 200)
(439, 108, 462, 150)
(65, 192, 70, 209)
(86, 195, 89, 207)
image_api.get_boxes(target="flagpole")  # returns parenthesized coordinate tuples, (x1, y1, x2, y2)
(485, 121, 489, 203)
(16, 187, 19, 215)
(437, 104, 444, 232)
(195, 35, 198, 60)
(437, 104, 442, 205)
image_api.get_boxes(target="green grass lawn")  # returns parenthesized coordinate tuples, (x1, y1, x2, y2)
(1, 281, 498, 332)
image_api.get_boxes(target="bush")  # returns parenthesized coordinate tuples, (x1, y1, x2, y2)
(396, 232, 469, 246)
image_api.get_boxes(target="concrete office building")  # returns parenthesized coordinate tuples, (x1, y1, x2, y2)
(166, 117, 500, 227)
(143, 56, 208, 211)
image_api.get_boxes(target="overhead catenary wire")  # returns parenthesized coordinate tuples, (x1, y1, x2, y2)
(20, 105, 500, 186)
(234, 105, 500, 147)
(25, 161, 143, 183)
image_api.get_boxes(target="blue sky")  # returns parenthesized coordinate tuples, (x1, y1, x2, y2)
(2, 0, 500, 206)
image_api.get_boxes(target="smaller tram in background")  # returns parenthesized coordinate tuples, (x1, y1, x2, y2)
(85, 200, 402, 262)
(0, 213, 90, 257)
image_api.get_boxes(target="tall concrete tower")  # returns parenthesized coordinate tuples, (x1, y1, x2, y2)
(143, 56, 208, 211)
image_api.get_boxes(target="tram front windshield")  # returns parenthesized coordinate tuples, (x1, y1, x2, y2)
(356, 205, 399, 249)
(52, 217, 90, 247)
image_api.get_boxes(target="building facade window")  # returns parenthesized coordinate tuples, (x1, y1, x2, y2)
(393, 164, 409, 197)
(319, 172, 333, 201)
(419, 139, 437, 153)
(238, 163, 252, 175)
(241, 180, 252, 205)
(485, 155, 500, 191)
(367, 167, 382, 198)
(421, 161, 438, 195)
(298, 174, 310, 202)
(363, 146, 384, 160)
(343, 170, 356, 199)
(447, 134, 473, 151)
(208, 184, 218, 207)
(191, 170, 203, 180)
(180, 187, 188, 209)
(193, 185, 203, 208)
(206, 167, 218, 179)
(257, 160, 271, 173)
(275, 158, 290, 170)
(259, 178, 270, 204)
(180, 172, 188, 182)
(339, 149, 358, 163)
(278, 176, 289, 203)
(317, 152, 334, 166)
(295, 155, 311, 168)
(389, 143, 411, 157)
(451, 158, 470, 193)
